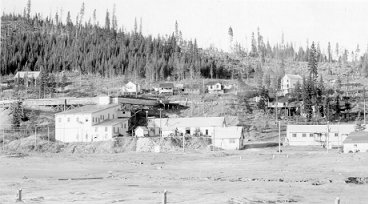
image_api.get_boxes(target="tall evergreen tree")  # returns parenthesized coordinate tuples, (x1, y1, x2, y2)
(308, 42, 318, 82)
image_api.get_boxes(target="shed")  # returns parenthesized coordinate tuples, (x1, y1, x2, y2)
(135, 126, 149, 137)
(343, 131, 368, 153)
(213, 126, 244, 150)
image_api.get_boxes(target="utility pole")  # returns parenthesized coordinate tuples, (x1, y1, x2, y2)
(275, 89, 278, 121)
(327, 121, 330, 152)
(278, 120, 281, 154)
(159, 108, 163, 137)
(364, 87, 366, 125)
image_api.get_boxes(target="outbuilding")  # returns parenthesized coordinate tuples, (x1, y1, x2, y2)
(343, 131, 368, 153)
(212, 126, 244, 150)
(135, 126, 149, 137)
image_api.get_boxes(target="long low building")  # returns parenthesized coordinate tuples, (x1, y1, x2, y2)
(286, 124, 356, 147)
(148, 117, 226, 137)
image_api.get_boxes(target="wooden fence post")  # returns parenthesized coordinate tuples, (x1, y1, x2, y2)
(35, 127, 37, 151)
(16, 188, 22, 202)
(2, 129, 4, 151)
(162, 190, 167, 204)
(48, 126, 50, 143)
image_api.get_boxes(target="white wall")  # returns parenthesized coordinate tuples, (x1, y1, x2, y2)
(344, 143, 368, 153)
(213, 138, 241, 150)
(55, 106, 124, 143)
(286, 124, 355, 146)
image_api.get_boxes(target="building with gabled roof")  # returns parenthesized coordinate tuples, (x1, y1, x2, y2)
(213, 126, 244, 150)
(121, 81, 141, 95)
(55, 101, 129, 142)
(343, 131, 368, 153)
(206, 81, 224, 94)
(148, 116, 225, 137)
(281, 74, 303, 95)
(14, 71, 41, 79)
(159, 82, 174, 95)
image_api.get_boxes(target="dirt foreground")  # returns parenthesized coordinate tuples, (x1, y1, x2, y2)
(1, 146, 368, 204)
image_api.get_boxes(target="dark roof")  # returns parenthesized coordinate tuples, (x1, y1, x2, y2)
(184, 84, 201, 89)
(159, 83, 174, 88)
(343, 131, 368, 144)
(206, 81, 221, 86)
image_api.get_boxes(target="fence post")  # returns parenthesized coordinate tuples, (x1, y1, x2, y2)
(34, 127, 37, 151)
(2, 128, 4, 151)
(16, 188, 22, 202)
(162, 190, 167, 204)
(182, 134, 185, 152)
(48, 126, 50, 143)
(335, 197, 340, 204)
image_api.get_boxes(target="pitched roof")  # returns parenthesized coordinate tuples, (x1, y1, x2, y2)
(206, 81, 221, 86)
(343, 131, 368, 144)
(159, 83, 174, 88)
(14, 71, 41, 79)
(284, 74, 303, 80)
(55, 104, 119, 115)
(214, 126, 243, 139)
(148, 117, 225, 130)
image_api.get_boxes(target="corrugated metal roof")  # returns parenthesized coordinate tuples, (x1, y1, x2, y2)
(149, 117, 225, 129)
(214, 126, 243, 139)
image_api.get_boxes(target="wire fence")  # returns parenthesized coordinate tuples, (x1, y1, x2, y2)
(1, 124, 55, 152)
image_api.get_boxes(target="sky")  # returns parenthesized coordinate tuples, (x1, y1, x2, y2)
(2, 0, 368, 56)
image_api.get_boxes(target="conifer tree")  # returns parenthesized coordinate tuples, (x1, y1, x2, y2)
(308, 42, 318, 82)
(302, 76, 313, 121)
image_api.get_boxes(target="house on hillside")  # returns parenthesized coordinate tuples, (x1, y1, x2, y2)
(343, 131, 368, 153)
(55, 96, 129, 142)
(184, 84, 201, 95)
(121, 81, 141, 95)
(213, 126, 244, 150)
(148, 117, 225, 137)
(14, 71, 41, 86)
(281, 74, 303, 95)
(286, 124, 356, 147)
(159, 83, 174, 95)
(206, 82, 224, 94)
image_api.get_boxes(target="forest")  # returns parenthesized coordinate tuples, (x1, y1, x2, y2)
(1, 1, 368, 82)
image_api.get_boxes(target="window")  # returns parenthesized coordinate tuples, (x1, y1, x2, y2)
(108, 113, 110, 119)
(124, 124, 126, 129)
(302, 133, 306, 137)
(335, 133, 339, 137)
(229, 139, 235, 143)
(310, 133, 314, 137)
(292, 133, 297, 137)
(112, 114, 114, 119)
(113, 127, 115, 133)
(58, 118, 62, 123)
(85, 118, 88, 122)
(205, 129, 209, 135)
(67, 118, 70, 122)
(123, 111, 125, 114)
(185, 128, 190, 134)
